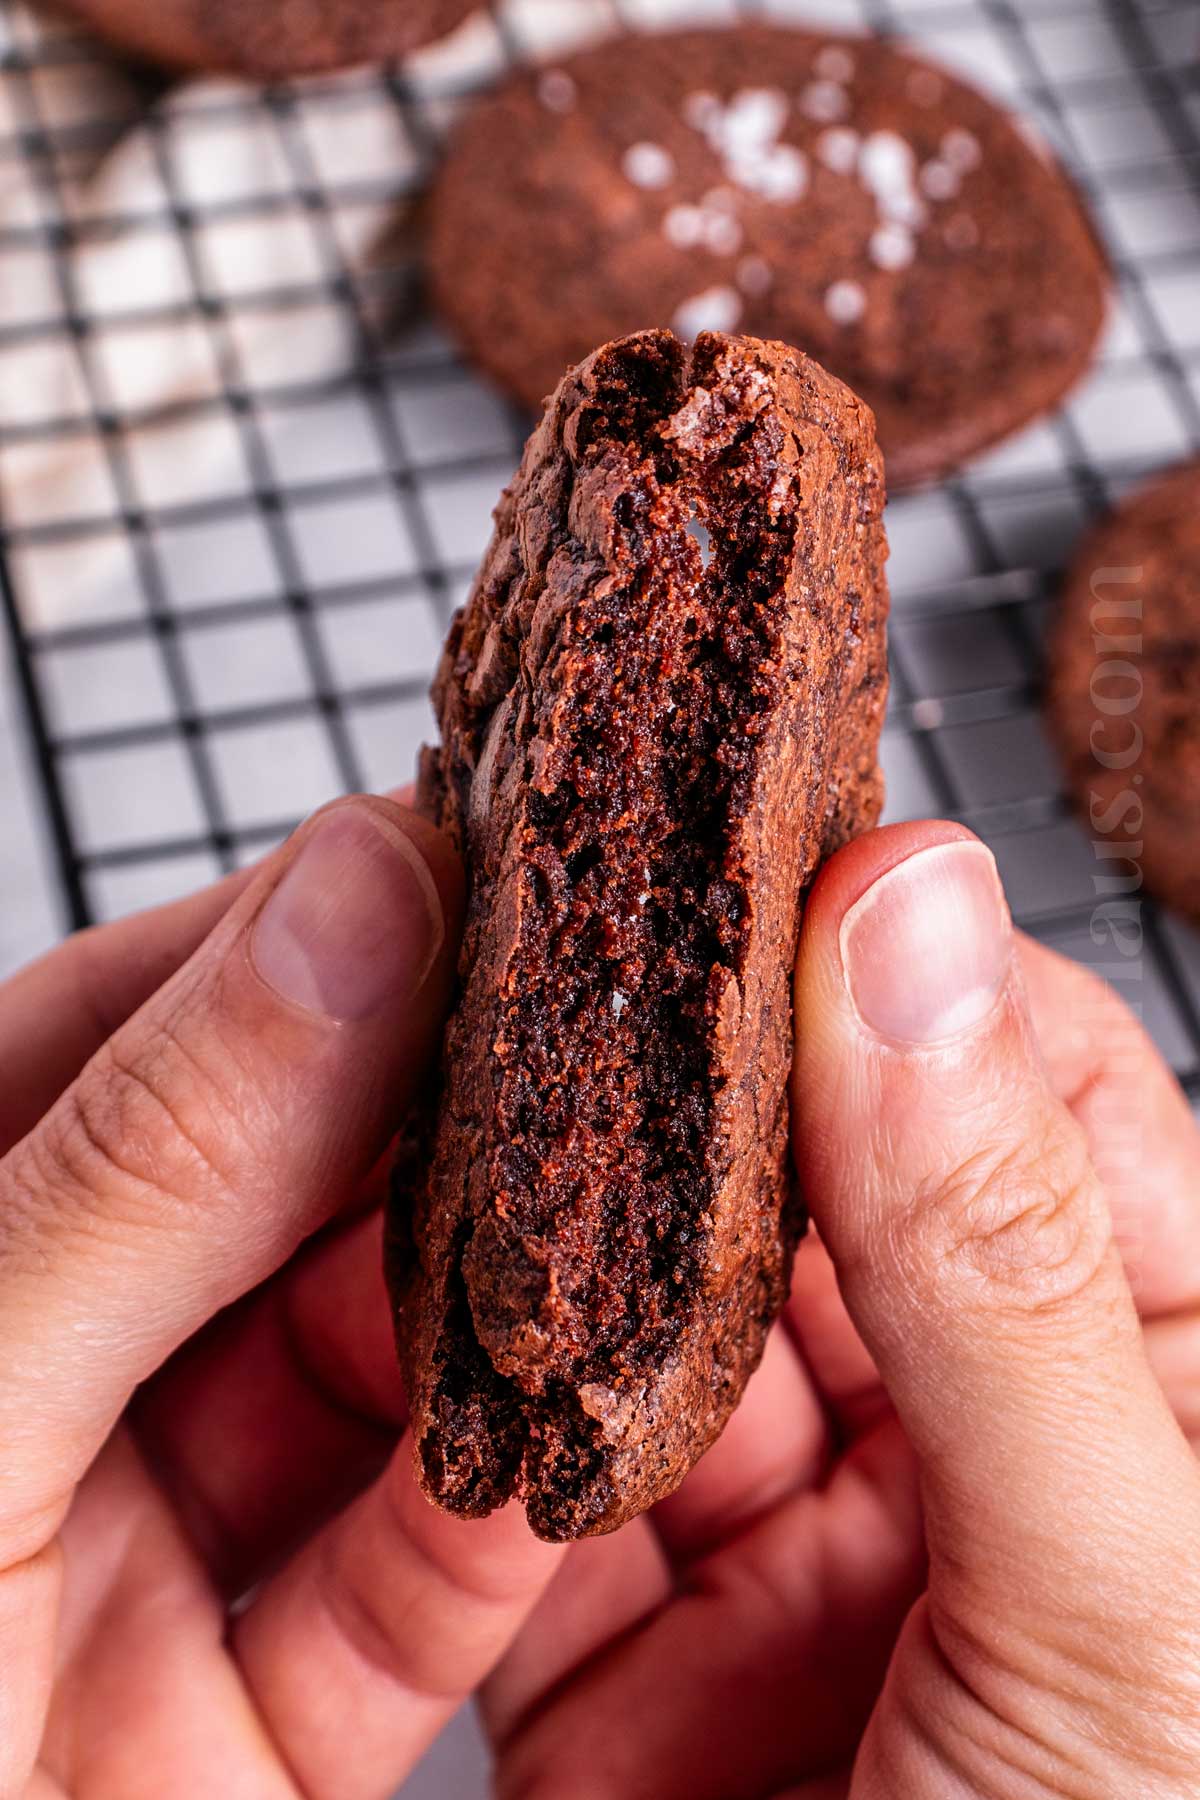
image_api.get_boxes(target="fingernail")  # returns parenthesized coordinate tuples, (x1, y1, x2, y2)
(252, 806, 444, 1021)
(840, 840, 1011, 1045)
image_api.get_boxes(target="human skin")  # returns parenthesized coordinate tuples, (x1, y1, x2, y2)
(1, 800, 1199, 1799)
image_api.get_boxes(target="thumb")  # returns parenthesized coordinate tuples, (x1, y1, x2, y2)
(793, 823, 1200, 1787)
(0, 796, 460, 1550)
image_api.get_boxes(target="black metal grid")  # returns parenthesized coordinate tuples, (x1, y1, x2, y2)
(1, 0, 1199, 1083)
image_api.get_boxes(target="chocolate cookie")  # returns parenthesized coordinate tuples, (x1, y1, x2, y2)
(387, 329, 889, 1541)
(57, 0, 475, 76)
(428, 26, 1109, 488)
(1048, 459, 1200, 922)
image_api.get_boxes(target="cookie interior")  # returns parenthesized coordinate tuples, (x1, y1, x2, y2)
(419, 335, 809, 1538)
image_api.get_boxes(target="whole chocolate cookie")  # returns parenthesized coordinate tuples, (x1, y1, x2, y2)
(387, 329, 890, 1541)
(1048, 459, 1200, 922)
(57, 0, 475, 76)
(428, 26, 1109, 488)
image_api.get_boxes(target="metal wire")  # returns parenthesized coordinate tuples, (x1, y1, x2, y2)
(1, 0, 1198, 1083)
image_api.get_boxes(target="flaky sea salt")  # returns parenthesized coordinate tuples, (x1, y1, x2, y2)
(684, 90, 721, 131)
(816, 126, 860, 175)
(942, 127, 981, 171)
(663, 204, 705, 249)
(737, 254, 773, 295)
(704, 211, 743, 254)
(720, 87, 790, 150)
(733, 142, 808, 203)
(799, 79, 848, 124)
(825, 279, 866, 324)
(537, 69, 576, 113)
(858, 130, 916, 200)
(673, 284, 743, 339)
(682, 86, 808, 206)
(623, 141, 675, 190)
(814, 45, 856, 83)
(663, 197, 741, 254)
(919, 158, 959, 201)
(869, 222, 915, 269)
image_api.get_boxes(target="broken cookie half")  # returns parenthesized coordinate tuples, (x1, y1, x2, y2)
(387, 330, 890, 1541)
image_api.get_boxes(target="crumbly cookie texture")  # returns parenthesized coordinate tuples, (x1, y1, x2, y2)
(387, 329, 889, 1541)
(56, 0, 474, 75)
(429, 25, 1109, 487)
(1048, 458, 1200, 923)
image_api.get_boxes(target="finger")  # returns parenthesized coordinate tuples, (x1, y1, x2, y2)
(133, 1207, 403, 1597)
(233, 1443, 563, 1800)
(0, 796, 456, 1796)
(1144, 1309, 1200, 1450)
(650, 1322, 831, 1566)
(793, 823, 1200, 1749)
(0, 795, 459, 1553)
(1017, 931, 1200, 1318)
(774, 1780, 850, 1800)
(785, 1232, 888, 1442)
(483, 1519, 671, 1749)
(494, 1417, 922, 1800)
(0, 783, 418, 1157)
(42, 1430, 297, 1800)
(0, 865, 254, 1156)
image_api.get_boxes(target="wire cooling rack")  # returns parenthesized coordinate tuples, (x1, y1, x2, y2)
(0, 0, 1199, 1092)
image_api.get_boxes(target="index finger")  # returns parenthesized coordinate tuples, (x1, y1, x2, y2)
(1018, 931, 1200, 1319)
(0, 865, 253, 1156)
(0, 785, 417, 1157)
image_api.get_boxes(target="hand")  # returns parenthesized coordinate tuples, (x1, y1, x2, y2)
(487, 822, 1200, 1800)
(0, 795, 567, 1800)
